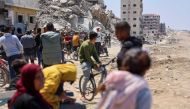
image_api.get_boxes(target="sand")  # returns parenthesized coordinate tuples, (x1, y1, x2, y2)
(1, 31, 190, 109)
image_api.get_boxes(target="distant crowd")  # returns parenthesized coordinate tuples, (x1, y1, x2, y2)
(0, 21, 152, 109)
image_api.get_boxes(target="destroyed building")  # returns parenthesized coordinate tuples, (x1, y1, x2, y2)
(37, 0, 119, 34)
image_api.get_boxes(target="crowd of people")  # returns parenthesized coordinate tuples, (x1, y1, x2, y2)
(0, 21, 152, 109)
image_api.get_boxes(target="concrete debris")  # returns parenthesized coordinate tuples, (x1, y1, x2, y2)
(37, 0, 119, 33)
(144, 28, 178, 45)
(90, 4, 110, 29)
(69, 5, 85, 16)
(49, 5, 60, 10)
(60, 0, 68, 4)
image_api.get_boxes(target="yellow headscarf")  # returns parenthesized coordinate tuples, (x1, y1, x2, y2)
(53, 64, 77, 81)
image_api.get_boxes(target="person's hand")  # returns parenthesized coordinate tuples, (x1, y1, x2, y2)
(63, 98, 76, 104)
(94, 63, 101, 70)
(21, 50, 24, 54)
(59, 92, 67, 100)
(94, 64, 99, 70)
(97, 63, 101, 68)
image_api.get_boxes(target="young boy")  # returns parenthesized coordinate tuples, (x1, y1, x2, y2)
(115, 21, 143, 70)
(6, 59, 27, 90)
(79, 31, 101, 97)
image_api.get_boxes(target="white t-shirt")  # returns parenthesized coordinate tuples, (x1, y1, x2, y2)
(96, 32, 102, 42)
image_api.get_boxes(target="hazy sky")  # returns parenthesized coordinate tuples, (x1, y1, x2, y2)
(104, 0, 190, 30)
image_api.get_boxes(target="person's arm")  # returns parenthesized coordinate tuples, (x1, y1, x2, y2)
(15, 36, 23, 54)
(40, 34, 43, 50)
(40, 73, 62, 104)
(136, 88, 152, 109)
(92, 45, 101, 64)
(27, 99, 44, 109)
(77, 36, 80, 45)
(83, 45, 95, 66)
(60, 35, 63, 49)
(0, 38, 2, 46)
(32, 37, 36, 48)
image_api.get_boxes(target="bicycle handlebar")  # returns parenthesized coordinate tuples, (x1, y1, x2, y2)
(65, 60, 74, 64)
(101, 57, 116, 67)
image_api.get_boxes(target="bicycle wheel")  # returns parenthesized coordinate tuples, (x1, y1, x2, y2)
(73, 50, 79, 61)
(79, 75, 96, 101)
(0, 67, 9, 87)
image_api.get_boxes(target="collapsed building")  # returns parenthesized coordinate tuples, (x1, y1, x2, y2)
(36, 0, 120, 34)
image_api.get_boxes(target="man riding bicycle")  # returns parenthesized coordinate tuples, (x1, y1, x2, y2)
(79, 31, 101, 97)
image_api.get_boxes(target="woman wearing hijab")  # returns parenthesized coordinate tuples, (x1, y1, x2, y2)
(97, 48, 152, 109)
(8, 64, 52, 109)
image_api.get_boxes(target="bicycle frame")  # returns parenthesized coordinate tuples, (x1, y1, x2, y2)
(0, 59, 9, 87)
(79, 57, 116, 101)
(89, 65, 108, 87)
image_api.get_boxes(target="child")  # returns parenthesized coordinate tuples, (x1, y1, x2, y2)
(6, 59, 27, 91)
(97, 48, 152, 109)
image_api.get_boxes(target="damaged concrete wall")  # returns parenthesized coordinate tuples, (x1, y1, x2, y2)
(37, 0, 119, 33)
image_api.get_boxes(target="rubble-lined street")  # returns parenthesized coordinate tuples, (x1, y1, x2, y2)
(1, 31, 190, 109)
(0, 0, 190, 109)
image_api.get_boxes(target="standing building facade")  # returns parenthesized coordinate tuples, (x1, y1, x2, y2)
(159, 23, 166, 35)
(0, 0, 39, 33)
(121, 0, 143, 37)
(142, 14, 160, 36)
(86, 0, 104, 6)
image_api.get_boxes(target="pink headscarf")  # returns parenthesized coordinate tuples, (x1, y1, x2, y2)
(97, 71, 148, 109)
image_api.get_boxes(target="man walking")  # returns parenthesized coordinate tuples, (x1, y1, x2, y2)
(0, 26, 23, 79)
(95, 28, 102, 56)
(20, 30, 36, 63)
(72, 32, 80, 52)
(35, 28, 42, 65)
(115, 21, 143, 70)
(41, 23, 62, 68)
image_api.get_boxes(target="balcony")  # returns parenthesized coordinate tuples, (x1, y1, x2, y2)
(5, 0, 39, 10)
(0, 0, 5, 9)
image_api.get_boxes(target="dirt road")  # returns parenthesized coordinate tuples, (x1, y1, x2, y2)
(81, 31, 190, 109)
(1, 31, 190, 109)
(146, 31, 190, 109)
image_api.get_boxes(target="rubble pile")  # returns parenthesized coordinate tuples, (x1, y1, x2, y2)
(144, 28, 178, 45)
(37, 0, 118, 33)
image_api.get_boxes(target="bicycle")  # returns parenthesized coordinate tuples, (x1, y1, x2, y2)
(79, 57, 116, 101)
(72, 47, 79, 61)
(63, 48, 72, 61)
(0, 58, 9, 87)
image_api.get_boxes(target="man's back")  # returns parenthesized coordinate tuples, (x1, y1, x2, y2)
(72, 35, 79, 46)
(0, 33, 23, 57)
(35, 33, 41, 47)
(21, 35, 36, 49)
(95, 32, 102, 43)
(41, 31, 62, 65)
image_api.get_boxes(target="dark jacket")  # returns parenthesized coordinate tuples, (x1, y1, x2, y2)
(35, 33, 41, 48)
(12, 93, 51, 109)
(20, 35, 36, 49)
(117, 37, 143, 69)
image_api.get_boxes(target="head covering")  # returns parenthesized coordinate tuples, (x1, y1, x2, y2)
(97, 71, 148, 109)
(55, 64, 77, 81)
(9, 64, 51, 109)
